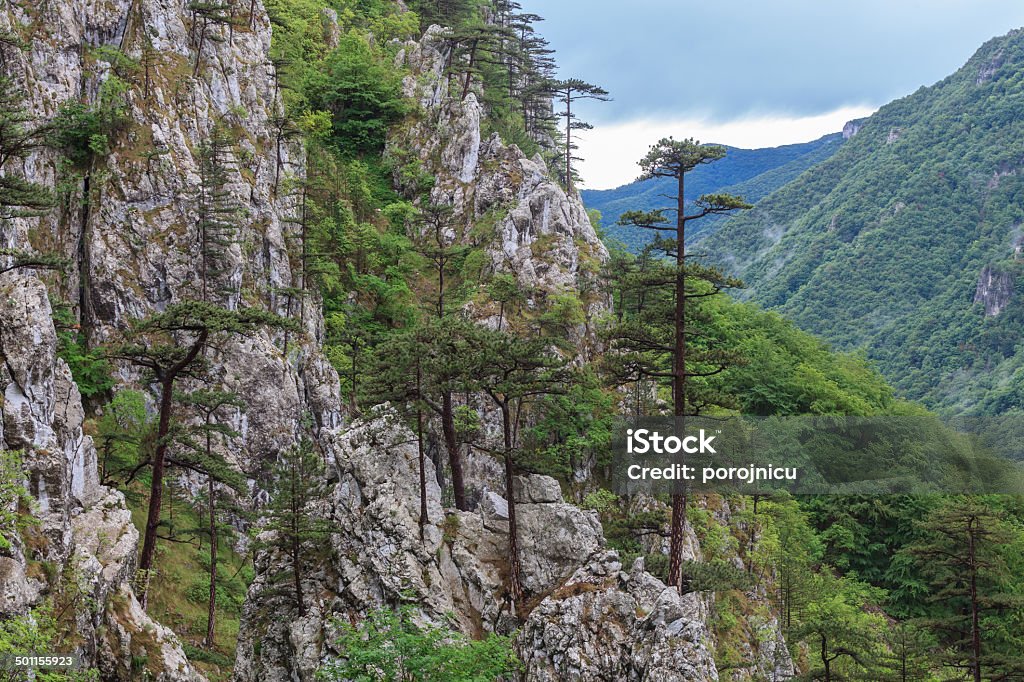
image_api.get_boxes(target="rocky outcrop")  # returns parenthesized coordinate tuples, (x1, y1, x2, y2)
(974, 265, 1015, 316)
(518, 554, 719, 682)
(236, 407, 611, 681)
(0, 0, 329, 677)
(0, 274, 204, 681)
(1, 6, 793, 680)
(392, 26, 608, 327)
(977, 49, 1005, 84)
(842, 119, 864, 139)
(0, 0, 340, 474)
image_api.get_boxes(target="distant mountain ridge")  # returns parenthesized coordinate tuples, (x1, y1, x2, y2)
(582, 133, 845, 251)
(698, 27, 1024, 414)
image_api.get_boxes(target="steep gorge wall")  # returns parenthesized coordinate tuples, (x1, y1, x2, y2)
(0, 273, 205, 680)
(0, 0, 334, 677)
(0, 4, 789, 680)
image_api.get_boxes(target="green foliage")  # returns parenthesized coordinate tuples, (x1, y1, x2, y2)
(789, 572, 890, 681)
(195, 125, 242, 303)
(519, 369, 614, 477)
(679, 559, 752, 594)
(903, 497, 1024, 679)
(302, 30, 408, 155)
(96, 389, 151, 485)
(699, 30, 1024, 414)
(317, 605, 519, 682)
(253, 438, 335, 618)
(0, 603, 99, 681)
(583, 133, 843, 250)
(0, 77, 55, 220)
(48, 74, 130, 166)
(581, 488, 618, 514)
(51, 300, 113, 399)
(0, 451, 33, 554)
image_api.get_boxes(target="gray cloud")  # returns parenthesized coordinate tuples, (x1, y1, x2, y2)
(519, 0, 1024, 124)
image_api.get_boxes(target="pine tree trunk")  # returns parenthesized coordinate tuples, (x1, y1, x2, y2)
(139, 331, 207, 603)
(502, 401, 522, 605)
(442, 391, 467, 511)
(969, 520, 982, 682)
(205, 475, 217, 647)
(668, 171, 687, 591)
(564, 93, 572, 190)
(139, 377, 173, 603)
(821, 636, 831, 682)
(291, 462, 305, 617)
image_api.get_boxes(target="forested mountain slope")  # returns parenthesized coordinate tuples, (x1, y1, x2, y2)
(583, 132, 844, 250)
(700, 28, 1024, 413)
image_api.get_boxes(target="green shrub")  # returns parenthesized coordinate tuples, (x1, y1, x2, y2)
(317, 606, 519, 681)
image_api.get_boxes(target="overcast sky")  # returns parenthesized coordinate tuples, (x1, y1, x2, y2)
(517, 1, 1024, 189)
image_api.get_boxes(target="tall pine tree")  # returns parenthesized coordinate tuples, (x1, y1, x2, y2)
(614, 137, 750, 591)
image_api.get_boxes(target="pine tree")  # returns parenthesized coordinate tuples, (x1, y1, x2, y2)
(188, 1, 234, 76)
(410, 203, 474, 511)
(109, 301, 296, 604)
(550, 79, 609, 190)
(370, 316, 481, 518)
(256, 437, 335, 618)
(410, 0, 477, 30)
(906, 498, 1024, 681)
(196, 125, 241, 304)
(175, 388, 246, 648)
(790, 573, 889, 682)
(447, 21, 515, 102)
(614, 138, 750, 592)
(0, 77, 57, 277)
(463, 325, 569, 607)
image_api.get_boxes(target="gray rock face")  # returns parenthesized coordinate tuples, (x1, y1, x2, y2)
(513, 474, 563, 503)
(0, 0, 323, 677)
(237, 408, 608, 681)
(974, 265, 1014, 316)
(0, 274, 204, 681)
(842, 119, 864, 139)
(0, 0, 341, 476)
(392, 25, 608, 322)
(518, 554, 719, 682)
(0, 6, 794, 681)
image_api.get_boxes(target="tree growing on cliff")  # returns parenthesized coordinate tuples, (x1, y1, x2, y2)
(188, 1, 234, 76)
(195, 125, 241, 304)
(318, 605, 519, 682)
(175, 388, 247, 648)
(614, 138, 750, 591)
(255, 437, 335, 618)
(0, 77, 55, 217)
(550, 79, 609, 190)
(463, 326, 569, 607)
(409, 203, 475, 511)
(409, 0, 478, 32)
(110, 301, 295, 605)
(0, 77, 60, 278)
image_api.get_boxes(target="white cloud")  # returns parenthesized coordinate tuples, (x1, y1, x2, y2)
(574, 105, 879, 190)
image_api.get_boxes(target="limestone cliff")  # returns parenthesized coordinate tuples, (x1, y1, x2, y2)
(0, 0, 333, 677)
(0, 4, 791, 681)
(391, 25, 608, 342)
(1, 274, 204, 681)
